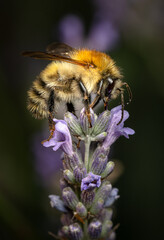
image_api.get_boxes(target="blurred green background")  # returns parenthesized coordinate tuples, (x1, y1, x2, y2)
(0, 0, 164, 239)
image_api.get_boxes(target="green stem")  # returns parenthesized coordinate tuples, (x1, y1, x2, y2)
(84, 136, 91, 172)
(84, 219, 89, 239)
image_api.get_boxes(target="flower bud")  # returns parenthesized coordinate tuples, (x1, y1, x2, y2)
(88, 219, 102, 239)
(80, 108, 95, 134)
(63, 169, 75, 183)
(90, 149, 108, 175)
(69, 223, 83, 240)
(76, 202, 87, 218)
(62, 187, 79, 210)
(60, 213, 72, 226)
(99, 209, 113, 222)
(64, 112, 84, 136)
(101, 161, 115, 178)
(94, 181, 112, 203)
(49, 195, 67, 213)
(61, 225, 69, 236)
(91, 110, 110, 136)
(101, 220, 113, 238)
(64, 152, 82, 171)
(63, 154, 72, 170)
(72, 152, 83, 168)
(73, 165, 87, 182)
(60, 177, 68, 190)
(89, 146, 109, 170)
(81, 190, 95, 209)
(91, 132, 107, 142)
(90, 198, 104, 215)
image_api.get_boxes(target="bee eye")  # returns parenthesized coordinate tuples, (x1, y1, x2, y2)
(107, 77, 113, 84)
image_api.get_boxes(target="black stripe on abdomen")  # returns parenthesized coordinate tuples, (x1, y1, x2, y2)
(38, 77, 46, 88)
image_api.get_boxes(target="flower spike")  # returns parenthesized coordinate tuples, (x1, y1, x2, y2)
(43, 105, 134, 239)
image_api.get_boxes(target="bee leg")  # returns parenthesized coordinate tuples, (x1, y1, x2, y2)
(79, 81, 92, 127)
(122, 82, 132, 105)
(90, 79, 103, 109)
(42, 90, 55, 144)
(76, 138, 81, 148)
(41, 114, 55, 144)
(66, 102, 77, 116)
(117, 90, 124, 125)
(103, 97, 109, 110)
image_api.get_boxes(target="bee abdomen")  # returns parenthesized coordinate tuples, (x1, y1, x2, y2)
(27, 76, 49, 119)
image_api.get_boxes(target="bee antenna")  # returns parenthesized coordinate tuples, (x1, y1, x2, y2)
(117, 90, 124, 125)
(123, 82, 132, 105)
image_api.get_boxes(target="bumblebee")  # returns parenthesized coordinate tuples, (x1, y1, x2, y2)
(23, 43, 131, 139)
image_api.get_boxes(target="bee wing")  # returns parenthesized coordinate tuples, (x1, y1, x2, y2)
(22, 51, 95, 68)
(22, 51, 61, 60)
(46, 42, 75, 57)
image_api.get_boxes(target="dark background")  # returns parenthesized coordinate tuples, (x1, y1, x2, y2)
(0, 0, 164, 239)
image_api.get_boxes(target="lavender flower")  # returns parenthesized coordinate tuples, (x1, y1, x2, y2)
(58, 14, 84, 47)
(49, 195, 67, 213)
(86, 19, 119, 51)
(102, 105, 135, 149)
(43, 105, 134, 239)
(43, 119, 73, 156)
(58, 10, 120, 51)
(81, 172, 101, 191)
(104, 188, 120, 207)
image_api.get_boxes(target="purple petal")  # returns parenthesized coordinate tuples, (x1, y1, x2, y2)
(55, 122, 72, 144)
(117, 127, 135, 139)
(55, 122, 69, 136)
(53, 130, 65, 142)
(53, 119, 68, 126)
(110, 105, 122, 114)
(81, 172, 101, 191)
(62, 145, 73, 157)
(52, 141, 65, 151)
(110, 107, 129, 124)
(102, 105, 135, 149)
(43, 119, 73, 155)
(42, 138, 57, 148)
